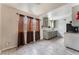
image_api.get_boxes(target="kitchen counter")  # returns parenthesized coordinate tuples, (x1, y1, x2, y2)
(64, 33, 79, 51)
(43, 28, 57, 39)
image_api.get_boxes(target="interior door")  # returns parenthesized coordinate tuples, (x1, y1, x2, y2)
(27, 16, 34, 43)
(35, 18, 40, 41)
(18, 14, 25, 47)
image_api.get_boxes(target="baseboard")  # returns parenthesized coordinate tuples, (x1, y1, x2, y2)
(66, 46, 79, 52)
(1, 45, 17, 51)
(0, 50, 1, 54)
(40, 39, 44, 41)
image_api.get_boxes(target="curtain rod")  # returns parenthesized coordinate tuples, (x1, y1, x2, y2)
(16, 13, 40, 20)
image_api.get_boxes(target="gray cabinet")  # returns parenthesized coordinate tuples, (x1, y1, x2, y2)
(43, 30, 57, 39)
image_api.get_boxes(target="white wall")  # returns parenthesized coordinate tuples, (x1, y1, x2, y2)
(53, 4, 72, 37)
(0, 4, 34, 51)
(0, 4, 2, 53)
(1, 5, 18, 51)
(40, 17, 43, 40)
(55, 16, 72, 37)
(54, 19, 66, 37)
(40, 4, 72, 38)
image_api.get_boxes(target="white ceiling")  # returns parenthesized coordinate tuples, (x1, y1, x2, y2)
(47, 3, 79, 19)
(4, 3, 66, 16)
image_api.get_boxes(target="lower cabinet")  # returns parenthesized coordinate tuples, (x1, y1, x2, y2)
(43, 30, 57, 40)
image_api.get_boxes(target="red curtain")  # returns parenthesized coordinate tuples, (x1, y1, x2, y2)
(36, 19, 40, 31)
(27, 16, 33, 32)
(27, 16, 34, 43)
(18, 15, 24, 32)
(18, 15, 25, 47)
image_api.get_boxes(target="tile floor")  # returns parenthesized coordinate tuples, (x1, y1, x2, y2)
(1, 34, 79, 55)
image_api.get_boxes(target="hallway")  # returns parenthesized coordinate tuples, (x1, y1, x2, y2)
(1, 37, 72, 55)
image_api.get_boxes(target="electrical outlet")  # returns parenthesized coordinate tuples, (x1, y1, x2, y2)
(0, 50, 1, 54)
